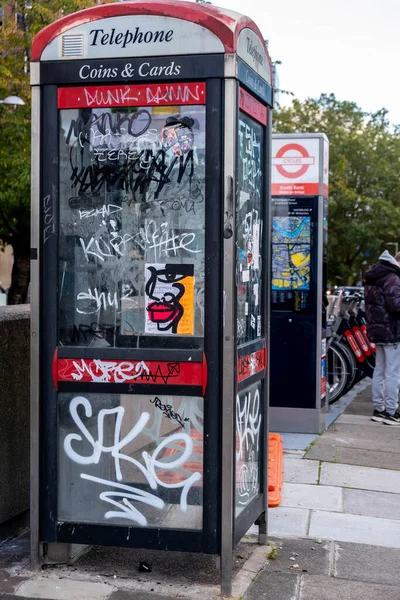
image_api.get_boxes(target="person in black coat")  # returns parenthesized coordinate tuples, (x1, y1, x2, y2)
(364, 250, 400, 425)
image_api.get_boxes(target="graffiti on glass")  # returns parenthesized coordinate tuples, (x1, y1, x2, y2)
(150, 396, 189, 428)
(236, 111, 264, 344)
(57, 358, 203, 387)
(63, 396, 201, 526)
(236, 385, 261, 506)
(58, 103, 205, 345)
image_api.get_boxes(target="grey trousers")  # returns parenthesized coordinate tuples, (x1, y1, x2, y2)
(372, 344, 400, 415)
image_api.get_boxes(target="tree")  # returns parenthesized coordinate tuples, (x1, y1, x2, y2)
(274, 94, 400, 285)
(0, 0, 110, 303)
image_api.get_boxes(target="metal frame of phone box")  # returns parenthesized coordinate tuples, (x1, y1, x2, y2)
(30, 3, 273, 593)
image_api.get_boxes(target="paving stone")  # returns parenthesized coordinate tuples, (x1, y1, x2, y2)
(109, 592, 185, 600)
(304, 444, 336, 462)
(336, 414, 374, 425)
(320, 462, 400, 493)
(312, 433, 384, 451)
(284, 450, 305, 459)
(309, 510, 400, 548)
(343, 385, 372, 417)
(280, 434, 318, 451)
(245, 571, 299, 600)
(15, 578, 114, 600)
(335, 447, 400, 470)
(3, 597, 50, 600)
(316, 424, 400, 453)
(2, 596, 38, 600)
(283, 458, 319, 484)
(266, 537, 331, 575)
(300, 573, 399, 600)
(0, 572, 29, 595)
(268, 507, 310, 538)
(281, 483, 343, 512)
(324, 418, 400, 435)
(345, 399, 372, 416)
(334, 541, 400, 585)
(306, 431, 400, 459)
(344, 488, 400, 519)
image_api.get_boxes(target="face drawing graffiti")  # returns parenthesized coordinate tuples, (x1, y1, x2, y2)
(160, 116, 195, 157)
(145, 264, 194, 333)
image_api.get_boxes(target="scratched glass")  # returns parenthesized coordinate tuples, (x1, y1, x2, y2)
(58, 393, 204, 529)
(235, 380, 262, 516)
(58, 105, 205, 346)
(236, 111, 264, 345)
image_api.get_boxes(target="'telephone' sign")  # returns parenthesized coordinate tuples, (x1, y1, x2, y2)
(271, 138, 320, 196)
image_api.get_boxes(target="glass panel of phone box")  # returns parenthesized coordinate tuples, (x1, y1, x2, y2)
(235, 111, 264, 516)
(57, 103, 205, 529)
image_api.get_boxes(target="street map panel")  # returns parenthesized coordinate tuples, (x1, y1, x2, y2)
(272, 216, 311, 290)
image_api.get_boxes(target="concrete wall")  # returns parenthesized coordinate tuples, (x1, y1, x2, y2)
(0, 305, 30, 524)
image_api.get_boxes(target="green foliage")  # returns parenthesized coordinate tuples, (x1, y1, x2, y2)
(274, 94, 400, 284)
(0, 103, 30, 251)
(0, 0, 113, 253)
(267, 545, 278, 560)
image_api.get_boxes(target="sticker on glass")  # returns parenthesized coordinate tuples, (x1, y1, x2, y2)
(160, 116, 195, 157)
(257, 315, 262, 336)
(145, 263, 195, 335)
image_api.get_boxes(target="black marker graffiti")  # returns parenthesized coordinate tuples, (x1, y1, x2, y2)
(58, 106, 206, 346)
(69, 148, 194, 199)
(65, 110, 152, 146)
(150, 396, 189, 428)
(160, 178, 203, 215)
(59, 322, 117, 345)
(127, 362, 183, 387)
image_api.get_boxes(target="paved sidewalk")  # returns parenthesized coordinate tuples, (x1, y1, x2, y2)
(245, 382, 400, 599)
(2, 382, 400, 600)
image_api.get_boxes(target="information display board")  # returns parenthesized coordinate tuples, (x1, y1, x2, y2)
(270, 133, 328, 434)
(271, 197, 315, 313)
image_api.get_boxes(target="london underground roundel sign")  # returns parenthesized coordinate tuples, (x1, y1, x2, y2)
(271, 137, 321, 196)
(274, 143, 314, 179)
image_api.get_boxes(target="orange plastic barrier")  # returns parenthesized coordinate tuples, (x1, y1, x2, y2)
(268, 433, 283, 507)
(157, 429, 284, 506)
(158, 429, 203, 486)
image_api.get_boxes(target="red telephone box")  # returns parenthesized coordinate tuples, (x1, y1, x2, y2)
(30, 1, 273, 593)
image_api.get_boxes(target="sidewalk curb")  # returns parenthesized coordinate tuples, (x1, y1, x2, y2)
(230, 544, 270, 599)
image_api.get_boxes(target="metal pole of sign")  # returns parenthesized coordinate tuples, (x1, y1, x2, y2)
(30, 78, 41, 569)
(220, 75, 237, 598)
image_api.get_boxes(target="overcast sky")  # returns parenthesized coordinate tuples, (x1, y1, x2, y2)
(192, 0, 400, 125)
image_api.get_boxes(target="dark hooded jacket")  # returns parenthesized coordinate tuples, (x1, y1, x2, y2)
(364, 250, 400, 343)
